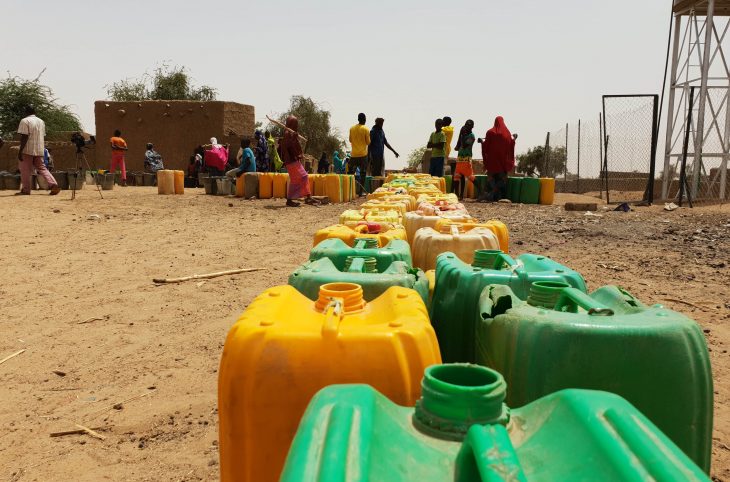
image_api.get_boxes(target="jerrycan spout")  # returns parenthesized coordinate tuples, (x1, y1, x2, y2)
(414, 364, 509, 441)
(471, 249, 503, 269)
(526, 281, 571, 309)
(315, 283, 366, 314)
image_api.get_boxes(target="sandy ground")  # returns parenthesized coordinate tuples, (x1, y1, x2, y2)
(0, 186, 727, 482)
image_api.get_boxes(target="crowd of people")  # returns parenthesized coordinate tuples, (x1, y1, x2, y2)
(7, 105, 517, 205)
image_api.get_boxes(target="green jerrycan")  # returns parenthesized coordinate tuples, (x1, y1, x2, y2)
(309, 237, 413, 272)
(507, 176, 522, 202)
(281, 364, 709, 482)
(430, 250, 586, 363)
(477, 283, 714, 472)
(289, 257, 429, 305)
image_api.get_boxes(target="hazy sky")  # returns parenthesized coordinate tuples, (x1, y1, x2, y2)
(5, 0, 670, 169)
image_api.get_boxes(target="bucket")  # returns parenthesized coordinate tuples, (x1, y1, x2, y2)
(97, 173, 115, 190)
(198, 172, 209, 188)
(36, 174, 50, 190)
(53, 171, 68, 190)
(216, 177, 232, 196)
(202, 176, 217, 195)
(142, 173, 156, 186)
(67, 171, 85, 190)
(134, 173, 144, 186)
(5, 174, 21, 191)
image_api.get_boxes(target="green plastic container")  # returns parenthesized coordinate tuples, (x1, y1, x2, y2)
(507, 176, 522, 202)
(289, 257, 429, 305)
(281, 364, 709, 482)
(518, 177, 540, 204)
(444, 175, 452, 194)
(430, 250, 586, 363)
(477, 283, 713, 471)
(473, 174, 489, 198)
(310, 238, 413, 272)
(364, 175, 373, 194)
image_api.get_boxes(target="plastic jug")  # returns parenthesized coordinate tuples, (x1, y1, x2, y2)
(218, 283, 441, 482)
(272, 173, 288, 198)
(361, 200, 408, 217)
(404, 211, 474, 242)
(445, 174, 452, 193)
(281, 364, 708, 482)
(324, 174, 342, 202)
(235, 175, 245, 198)
(243, 172, 258, 198)
(289, 257, 429, 305)
(258, 172, 274, 199)
(507, 176, 522, 202)
(381, 194, 417, 211)
(415, 193, 459, 208)
(310, 238, 413, 272)
(539, 177, 555, 205)
(313, 224, 408, 248)
(311, 174, 325, 196)
(412, 225, 500, 271)
(477, 283, 713, 470)
(430, 250, 586, 363)
(473, 174, 489, 198)
(156, 170, 175, 194)
(173, 170, 184, 194)
(519, 177, 540, 204)
(340, 209, 401, 227)
(216, 177, 232, 196)
(341, 175, 352, 201)
(431, 219, 510, 253)
(417, 201, 468, 217)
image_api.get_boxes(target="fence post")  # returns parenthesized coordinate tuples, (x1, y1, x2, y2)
(577, 119, 581, 193)
(599, 112, 604, 200)
(564, 123, 569, 186)
(648, 94, 659, 204)
(544, 132, 551, 177)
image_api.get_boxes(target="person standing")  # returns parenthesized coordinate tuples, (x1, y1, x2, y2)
(348, 113, 370, 195)
(110, 129, 128, 187)
(265, 131, 283, 172)
(426, 118, 447, 177)
(317, 152, 330, 174)
(454, 119, 477, 200)
(280, 115, 317, 207)
(441, 116, 455, 180)
(333, 150, 345, 174)
(16, 106, 59, 195)
(254, 130, 269, 172)
(480, 116, 516, 202)
(368, 117, 399, 177)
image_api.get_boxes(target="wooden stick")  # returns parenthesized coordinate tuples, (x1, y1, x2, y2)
(74, 424, 106, 440)
(77, 317, 103, 325)
(90, 389, 157, 416)
(0, 349, 25, 366)
(662, 298, 707, 310)
(153, 267, 266, 284)
(266, 116, 308, 142)
(50, 426, 104, 438)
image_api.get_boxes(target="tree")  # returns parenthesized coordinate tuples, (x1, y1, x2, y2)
(408, 147, 427, 169)
(0, 71, 82, 139)
(267, 96, 344, 156)
(106, 65, 217, 102)
(516, 145, 567, 178)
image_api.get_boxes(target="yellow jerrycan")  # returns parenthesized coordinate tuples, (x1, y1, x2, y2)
(361, 199, 408, 217)
(412, 224, 501, 271)
(313, 174, 327, 196)
(218, 283, 441, 482)
(340, 209, 401, 227)
(173, 170, 184, 194)
(539, 177, 555, 205)
(313, 223, 407, 248)
(324, 174, 342, 202)
(258, 172, 274, 199)
(404, 210, 475, 243)
(156, 169, 175, 194)
(272, 173, 288, 198)
(432, 218, 510, 253)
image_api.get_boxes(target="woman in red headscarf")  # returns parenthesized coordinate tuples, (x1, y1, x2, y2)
(280, 115, 316, 207)
(479, 116, 516, 202)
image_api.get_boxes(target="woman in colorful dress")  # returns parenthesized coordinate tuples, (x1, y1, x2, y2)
(280, 115, 317, 207)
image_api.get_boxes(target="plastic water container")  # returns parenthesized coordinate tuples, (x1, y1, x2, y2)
(431, 219, 510, 253)
(412, 225, 500, 271)
(477, 283, 713, 470)
(289, 257, 429, 305)
(156, 170, 175, 194)
(324, 174, 342, 202)
(519, 177, 540, 204)
(215, 177, 232, 196)
(430, 250, 586, 363)
(313, 224, 408, 248)
(272, 173, 288, 198)
(53, 171, 68, 190)
(362, 200, 409, 217)
(539, 177, 555, 204)
(281, 364, 708, 482)
(340, 209, 401, 227)
(310, 238, 413, 272)
(507, 176, 522, 202)
(258, 172, 274, 198)
(218, 283, 441, 482)
(404, 210, 473, 242)
(97, 172, 115, 190)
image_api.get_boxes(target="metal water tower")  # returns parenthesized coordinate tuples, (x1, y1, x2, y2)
(663, 0, 730, 201)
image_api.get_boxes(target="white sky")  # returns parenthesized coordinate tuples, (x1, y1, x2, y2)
(4, 0, 670, 169)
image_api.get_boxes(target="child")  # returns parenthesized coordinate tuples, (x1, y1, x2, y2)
(226, 137, 256, 178)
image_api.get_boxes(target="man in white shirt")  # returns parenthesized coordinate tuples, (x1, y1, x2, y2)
(17, 105, 59, 195)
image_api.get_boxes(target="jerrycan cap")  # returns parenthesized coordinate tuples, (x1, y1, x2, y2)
(413, 364, 509, 441)
(314, 282, 366, 313)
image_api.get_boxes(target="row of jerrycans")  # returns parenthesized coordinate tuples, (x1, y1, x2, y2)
(218, 238, 712, 480)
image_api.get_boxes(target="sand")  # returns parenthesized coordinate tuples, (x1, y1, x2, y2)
(0, 186, 727, 481)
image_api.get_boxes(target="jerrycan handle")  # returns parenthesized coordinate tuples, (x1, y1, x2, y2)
(554, 288, 614, 316)
(450, 224, 460, 237)
(321, 299, 343, 337)
(455, 424, 527, 482)
(345, 257, 366, 273)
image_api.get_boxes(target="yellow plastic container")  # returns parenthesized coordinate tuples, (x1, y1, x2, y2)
(412, 225, 501, 271)
(340, 209, 401, 227)
(425, 269, 436, 302)
(539, 177, 555, 205)
(157, 170, 175, 195)
(272, 173, 288, 199)
(432, 219, 510, 253)
(324, 174, 342, 202)
(313, 224, 407, 248)
(383, 194, 417, 211)
(313, 174, 326, 196)
(404, 210, 474, 242)
(361, 200, 408, 217)
(465, 179, 475, 199)
(218, 283, 440, 482)
(173, 170, 185, 194)
(417, 201, 468, 216)
(259, 173, 274, 199)
(416, 193, 459, 208)
(342, 175, 351, 202)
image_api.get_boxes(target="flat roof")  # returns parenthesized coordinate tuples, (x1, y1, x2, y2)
(673, 0, 730, 15)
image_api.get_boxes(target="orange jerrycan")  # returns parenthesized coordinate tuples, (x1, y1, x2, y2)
(312, 174, 326, 196)
(258, 172, 274, 199)
(432, 218, 510, 253)
(313, 223, 407, 248)
(173, 170, 184, 194)
(412, 225, 501, 271)
(539, 177, 555, 204)
(307, 174, 315, 196)
(157, 170, 175, 194)
(218, 283, 441, 482)
(272, 173, 288, 198)
(341, 175, 351, 201)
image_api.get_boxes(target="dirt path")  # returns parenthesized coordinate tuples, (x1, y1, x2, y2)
(0, 187, 727, 481)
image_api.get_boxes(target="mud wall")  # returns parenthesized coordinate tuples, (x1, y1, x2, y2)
(94, 101, 255, 172)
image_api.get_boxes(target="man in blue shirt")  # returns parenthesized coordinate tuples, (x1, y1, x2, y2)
(368, 118, 399, 177)
(226, 137, 256, 178)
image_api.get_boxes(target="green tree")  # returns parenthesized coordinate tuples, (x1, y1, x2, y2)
(106, 65, 217, 102)
(0, 72, 82, 139)
(516, 145, 567, 177)
(267, 96, 345, 156)
(407, 146, 427, 169)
